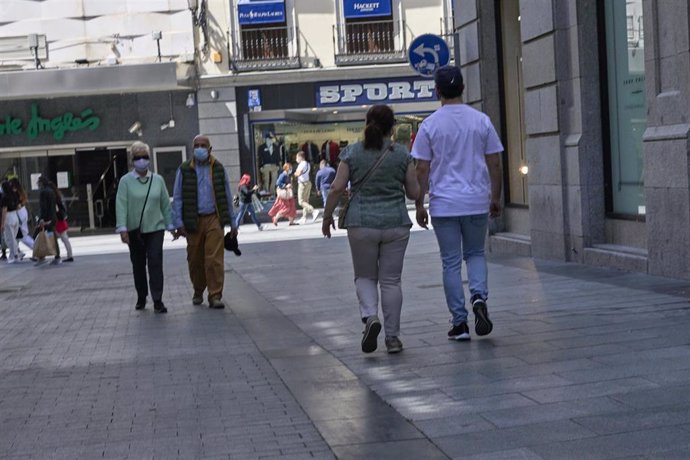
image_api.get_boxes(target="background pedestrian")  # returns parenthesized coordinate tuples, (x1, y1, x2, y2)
(267, 164, 297, 226)
(234, 174, 263, 231)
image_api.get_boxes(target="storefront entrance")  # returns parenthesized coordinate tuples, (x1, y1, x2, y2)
(73, 147, 128, 229)
(0, 145, 128, 231)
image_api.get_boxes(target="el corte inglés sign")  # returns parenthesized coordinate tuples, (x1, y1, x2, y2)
(0, 103, 100, 141)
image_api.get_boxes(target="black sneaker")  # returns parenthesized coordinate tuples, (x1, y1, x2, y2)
(448, 322, 470, 341)
(472, 296, 493, 336)
(135, 298, 146, 310)
(153, 301, 167, 313)
(361, 316, 381, 353)
(63, 257, 74, 262)
(192, 293, 204, 305)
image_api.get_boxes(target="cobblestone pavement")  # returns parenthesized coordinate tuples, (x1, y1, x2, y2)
(2, 226, 690, 459)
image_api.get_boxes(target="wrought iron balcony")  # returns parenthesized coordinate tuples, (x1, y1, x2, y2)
(333, 19, 406, 66)
(231, 25, 301, 72)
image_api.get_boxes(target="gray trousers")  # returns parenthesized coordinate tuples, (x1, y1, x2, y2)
(347, 226, 411, 337)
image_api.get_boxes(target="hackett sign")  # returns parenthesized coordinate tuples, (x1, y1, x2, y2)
(343, 0, 391, 18)
(0, 103, 100, 141)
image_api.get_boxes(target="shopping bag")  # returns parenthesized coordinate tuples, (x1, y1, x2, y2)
(33, 230, 57, 258)
(277, 187, 292, 200)
(251, 194, 264, 212)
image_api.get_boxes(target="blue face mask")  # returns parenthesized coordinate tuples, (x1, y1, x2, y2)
(194, 147, 209, 162)
(133, 158, 150, 172)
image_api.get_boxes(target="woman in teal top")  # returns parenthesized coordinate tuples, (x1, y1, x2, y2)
(322, 105, 420, 355)
(116, 141, 174, 313)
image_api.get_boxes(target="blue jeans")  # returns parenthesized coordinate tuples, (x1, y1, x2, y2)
(320, 185, 330, 207)
(431, 214, 489, 326)
(235, 202, 261, 228)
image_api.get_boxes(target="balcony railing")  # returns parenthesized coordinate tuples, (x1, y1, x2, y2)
(333, 19, 406, 66)
(231, 25, 301, 72)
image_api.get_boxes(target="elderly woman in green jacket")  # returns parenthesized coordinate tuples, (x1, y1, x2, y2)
(116, 141, 174, 313)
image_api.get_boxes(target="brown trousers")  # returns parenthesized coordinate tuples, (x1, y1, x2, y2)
(186, 214, 225, 301)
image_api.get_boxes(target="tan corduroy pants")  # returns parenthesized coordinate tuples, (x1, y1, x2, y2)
(186, 213, 225, 301)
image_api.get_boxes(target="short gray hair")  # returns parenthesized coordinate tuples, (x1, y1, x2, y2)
(130, 141, 150, 155)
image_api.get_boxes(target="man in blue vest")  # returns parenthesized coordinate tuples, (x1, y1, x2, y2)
(172, 134, 237, 309)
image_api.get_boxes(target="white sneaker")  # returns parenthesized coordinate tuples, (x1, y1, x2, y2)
(7, 257, 17, 264)
(299, 216, 307, 225)
(311, 210, 320, 223)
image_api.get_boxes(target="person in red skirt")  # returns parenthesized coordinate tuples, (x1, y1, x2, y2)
(268, 163, 297, 226)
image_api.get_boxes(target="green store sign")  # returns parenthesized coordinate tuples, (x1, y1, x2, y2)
(0, 103, 100, 141)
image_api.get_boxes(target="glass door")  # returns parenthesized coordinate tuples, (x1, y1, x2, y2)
(153, 146, 186, 196)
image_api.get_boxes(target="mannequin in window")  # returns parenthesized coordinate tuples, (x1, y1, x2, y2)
(321, 140, 340, 167)
(258, 134, 281, 194)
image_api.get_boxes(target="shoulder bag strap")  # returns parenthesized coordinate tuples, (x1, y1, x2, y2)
(136, 175, 154, 231)
(348, 144, 394, 202)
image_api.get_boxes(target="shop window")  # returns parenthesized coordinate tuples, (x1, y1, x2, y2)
(603, 0, 646, 216)
(233, 0, 299, 71)
(335, 0, 404, 65)
(249, 114, 427, 184)
(500, 0, 528, 206)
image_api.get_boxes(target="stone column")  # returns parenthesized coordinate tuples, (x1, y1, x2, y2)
(453, 0, 483, 108)
(520, 0, 567, 260)
(554, 0, 606, 261)
(198, 88, 242, 185)
(643, 0, 690, 279)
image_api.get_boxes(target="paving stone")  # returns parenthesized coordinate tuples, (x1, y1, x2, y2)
(529, 426, 690, 459)
(573, 405, 690, 435)
(5, 229, 690, 457)
(480, 397, 629, 428)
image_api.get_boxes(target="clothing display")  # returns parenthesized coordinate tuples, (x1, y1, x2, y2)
(321, 140, 341, 166)
(300, 142, 320, 164)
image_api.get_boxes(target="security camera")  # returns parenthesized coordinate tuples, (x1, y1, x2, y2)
(128, 122, 142, 134)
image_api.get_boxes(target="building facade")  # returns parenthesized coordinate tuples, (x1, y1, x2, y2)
(0, 0, 199, 230)
(196, 0, 454, 184)
(452, 0, 690, 280)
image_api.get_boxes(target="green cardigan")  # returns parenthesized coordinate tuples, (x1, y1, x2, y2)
(116, 171, 173, 233)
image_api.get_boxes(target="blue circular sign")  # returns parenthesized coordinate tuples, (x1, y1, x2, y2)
(408, 34, 451, 77)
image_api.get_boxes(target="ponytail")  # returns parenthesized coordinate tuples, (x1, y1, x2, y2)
(364, 122, 384, 150)
(363, 104, 395, 151)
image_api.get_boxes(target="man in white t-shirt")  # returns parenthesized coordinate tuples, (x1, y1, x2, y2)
(295, 151, 318, 224)
(412, 65, 503, 341)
